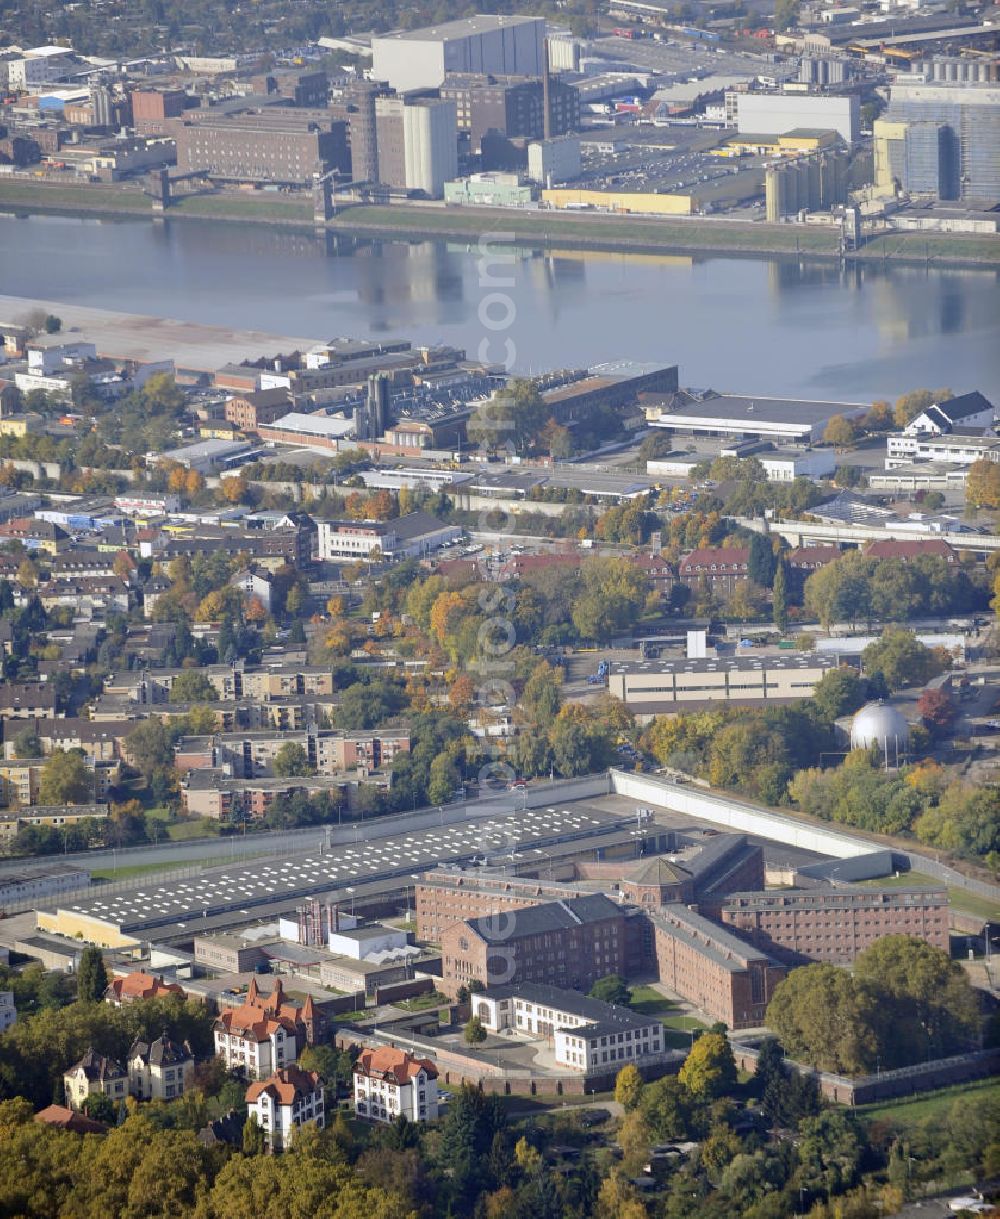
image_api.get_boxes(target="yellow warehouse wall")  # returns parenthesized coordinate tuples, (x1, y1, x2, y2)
(542, 188, 696, 216)
(37, 909, 140, 951)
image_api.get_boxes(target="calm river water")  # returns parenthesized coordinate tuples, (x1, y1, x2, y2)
(1, 212, 998, 401)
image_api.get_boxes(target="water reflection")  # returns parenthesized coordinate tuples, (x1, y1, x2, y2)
(0, 214, 997, 400)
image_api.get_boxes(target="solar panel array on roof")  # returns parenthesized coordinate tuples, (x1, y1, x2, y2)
(59, 805, 620, 934)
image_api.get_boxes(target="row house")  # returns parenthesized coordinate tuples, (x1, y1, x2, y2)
(181, 773, 346, 821)
(37, 577, 132, 617)
(0, 803, 109, 844)
(0, 684, 60, 721)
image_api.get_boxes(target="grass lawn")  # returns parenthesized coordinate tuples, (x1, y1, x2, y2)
(857, 1076, 1000, 1129)
(166, 819, 220, 841)
(855, 872, 999, 922)
(393, 991, 447, 1013)
(90, 863, 193, 882)
(91, 857, 214, 881)
(630, 985, 706, 1048)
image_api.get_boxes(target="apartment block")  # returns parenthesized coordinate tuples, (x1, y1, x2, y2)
(719, 886, 950, 964)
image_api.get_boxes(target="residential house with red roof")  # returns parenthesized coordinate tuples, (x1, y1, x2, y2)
(213, 976, 318, 1078)
(246, 1065, 324, 1151)
(678, 546, 750, 595)
(35, 1104, 109, 1135)
(353, 1046, 439, 1124)
(104, 971, 186, 1006)
(863, 538, 957, 565)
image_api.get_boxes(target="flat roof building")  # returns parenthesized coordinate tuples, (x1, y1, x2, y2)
(174, 112, 349, 185)
(607, 653, 838, 718)
(372, 16, 546, 93)
(647, 390, 867, 444)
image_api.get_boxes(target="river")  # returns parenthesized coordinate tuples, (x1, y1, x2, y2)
(1, 212, 998, 401)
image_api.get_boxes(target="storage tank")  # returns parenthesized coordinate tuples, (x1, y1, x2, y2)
(850, 701, 910, 765)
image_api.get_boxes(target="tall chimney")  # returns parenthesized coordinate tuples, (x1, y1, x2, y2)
(542, 38, 552, 141)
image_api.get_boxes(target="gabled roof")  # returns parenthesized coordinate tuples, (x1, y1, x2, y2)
(106, 972, 185, 1003)
(864, 538, 956, 562)
(354, 1046, 437, 1085)
(128, 1033, 192, 1068)
(67, 1048, 125, 1082)
(679, 546, 749, 570)
(35, 1104, 109, 1134)
(936, 391, 994, 424)
(245, 1065, 321, 1107)
(468, 894, 621, 944)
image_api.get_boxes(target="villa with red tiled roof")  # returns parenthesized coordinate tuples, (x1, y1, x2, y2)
(213, 976, 318, 1079)
(353, 1046, 439, 1124)
(246, 1065, 324, 1152)
(104, 971, 186, 1007)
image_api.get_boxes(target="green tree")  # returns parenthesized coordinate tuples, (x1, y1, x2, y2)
(765, 963, 879, 1074)
(810, 666, 867, 721)
(823, 414, 857, 448)
(428, 752, 461, 805)
(242, 1112, 265, 1156)
(521, 661, 563, 729)
(772, 560, 788, 635)
(862, 628, 945, 691)
(464, 1015, 487, 1044)
(747, 533, 777, 589)
(796, 1111, 864, 1198)
(124, 719, 176, 784)
(77, 945, 109, 1003)
(43, 314, 62, 334)
(677, 1031, 737, 1100)
(271, 741, 312, 778)
(773, 0, 800, 29)
(639, 1075, 692, 1140)
(571, 557, 649, 643)
(852, 935, 979, 1062)
(168, 670, 218, 704)
(12, 728, 42, 759)
(38, 749, 92, 805)
(589, 974, 632, 1007)
(81, 1091, 116, 1122)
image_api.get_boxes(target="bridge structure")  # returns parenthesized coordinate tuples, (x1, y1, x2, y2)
(734, 515, 1000, 556)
